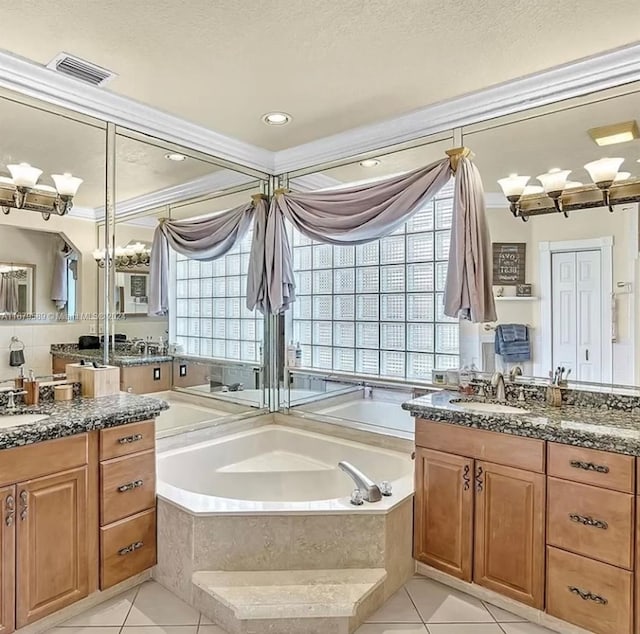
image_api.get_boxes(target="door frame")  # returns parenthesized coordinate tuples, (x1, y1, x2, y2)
(538, 237, 613, 383)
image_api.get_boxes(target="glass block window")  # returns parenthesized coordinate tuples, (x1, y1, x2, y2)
(174, 225, 262, 362)
(290, 180, 458, 380)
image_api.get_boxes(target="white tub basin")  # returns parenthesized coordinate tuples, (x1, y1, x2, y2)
(0, 414, 50, 428)
(455, 401, 529, 415)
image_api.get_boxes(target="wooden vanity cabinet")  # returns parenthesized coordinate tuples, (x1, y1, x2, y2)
(0, 486, 15, 634)
(414, 420, 545, 609)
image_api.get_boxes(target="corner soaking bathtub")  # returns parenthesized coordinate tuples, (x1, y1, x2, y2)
(157, 424, 414, 515)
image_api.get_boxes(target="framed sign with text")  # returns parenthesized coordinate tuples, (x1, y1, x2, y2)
(493, 243, 526, 285)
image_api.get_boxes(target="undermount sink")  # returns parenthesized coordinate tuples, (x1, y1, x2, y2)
(0, 413, 50, 428)
(454, 401, 530, 415)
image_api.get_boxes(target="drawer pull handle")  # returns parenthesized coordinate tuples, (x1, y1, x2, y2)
(5, 494, 14, 527)
(462, 464, 471, 491)
(569, 460, 609, 474)
(19, 490, 27, 521)
(569, 513, 608, 530)
(118, 433, 143, 445)
(568, 586, 608, 605)
(118, 479, 144, 493)
(118, 541, 144, 556)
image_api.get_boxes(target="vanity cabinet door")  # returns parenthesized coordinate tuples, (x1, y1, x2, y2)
(414, 448, 473, 581)
(0, 486, 15, 634)
(16, 467, 88, 627)
(474, 461, 545, 609)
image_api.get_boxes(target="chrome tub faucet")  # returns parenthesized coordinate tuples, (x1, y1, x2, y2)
(338, 461, 382, 503)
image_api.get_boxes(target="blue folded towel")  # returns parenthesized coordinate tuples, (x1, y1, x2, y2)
(495, 324, 530, 362)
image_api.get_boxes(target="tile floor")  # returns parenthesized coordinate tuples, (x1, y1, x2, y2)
(46, 577, 558, 634)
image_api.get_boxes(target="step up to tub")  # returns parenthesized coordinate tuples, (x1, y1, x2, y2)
(191, 568, 387, 634)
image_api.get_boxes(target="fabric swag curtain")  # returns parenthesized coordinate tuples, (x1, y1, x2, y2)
(148, 197, 267, 316)
(251, 154, 496, 322)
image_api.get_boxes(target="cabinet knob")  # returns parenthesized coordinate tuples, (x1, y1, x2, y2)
(19, 490, 27, 521)
(5, 494, 14, 527)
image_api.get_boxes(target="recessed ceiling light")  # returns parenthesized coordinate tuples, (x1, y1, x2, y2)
(359, 159, 381, 168)
(588, 120, 639, 146)
(262, 112, 292, 126)
(165, 153, 187, 162)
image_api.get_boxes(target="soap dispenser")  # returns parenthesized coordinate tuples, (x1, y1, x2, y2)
(24, 369, 39, 406)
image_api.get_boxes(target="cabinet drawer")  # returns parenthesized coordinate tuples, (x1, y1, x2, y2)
(100, 450, 156, 526)
(415, 419, 544, 472)
(547, 477, 634, 569)
(546, 546, 632, 634)
(100, 420, 155, 461)
(547, 443, 634, 493)
(100, 508, 156, 590)
(0, 434, 87, 487)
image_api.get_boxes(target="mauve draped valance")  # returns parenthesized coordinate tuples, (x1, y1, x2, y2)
(148, 198, 266, 316)
(250, 155, 496, 322)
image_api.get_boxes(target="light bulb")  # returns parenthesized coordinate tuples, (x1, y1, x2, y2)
(584, 158, 624, 186)
(7, 163, 42, 188)
(51, 173, 83, 197)
(497, 174, 530, 198)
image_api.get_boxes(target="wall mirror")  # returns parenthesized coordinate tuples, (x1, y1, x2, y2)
(461, 80, 640, 389)
(101, 126, 270, 437)
(0, 91, 105, 330)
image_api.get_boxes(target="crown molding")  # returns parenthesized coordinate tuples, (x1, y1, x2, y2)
(94, 169, 255, 221)
(0, 50, 273, 175)
(67, 205, 98, 220)
(274, 43, 640, 173)
(290, 173, 344, 191)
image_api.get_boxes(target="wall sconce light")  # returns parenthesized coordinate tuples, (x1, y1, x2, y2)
(0, 163, 83, 220)
(583, 157, 624, 212)
(93, 243, 151, 268)
(497, 174, 530, 218)
(536, 168, 571, 216)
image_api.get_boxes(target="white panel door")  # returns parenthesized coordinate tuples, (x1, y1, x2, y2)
(551, 250, 602, 382)
(576, 250, 602, 382)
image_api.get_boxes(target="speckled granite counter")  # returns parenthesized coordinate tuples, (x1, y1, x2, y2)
(402, 391, 640, 456)
(0, 392, 168, 451)
(51, 347, 173, 367)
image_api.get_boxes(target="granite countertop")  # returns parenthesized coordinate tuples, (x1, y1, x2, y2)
(51, 348, 174, 367)
(403, 391, 640, 456)
(0, 393, 169, 451)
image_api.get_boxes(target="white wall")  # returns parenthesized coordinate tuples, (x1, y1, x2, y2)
(461, 202, 638, 384)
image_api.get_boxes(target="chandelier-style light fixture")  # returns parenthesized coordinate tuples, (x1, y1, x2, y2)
(0, 163, 83, 220)
(497, 157, 638, 221)
(93, 243, 151, 269)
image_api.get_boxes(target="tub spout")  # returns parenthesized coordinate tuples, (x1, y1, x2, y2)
(338, 461, 382, 502)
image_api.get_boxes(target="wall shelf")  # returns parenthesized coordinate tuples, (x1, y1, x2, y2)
(494, 296, 539, 301)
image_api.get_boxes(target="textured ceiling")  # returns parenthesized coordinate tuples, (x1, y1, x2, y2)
(315, 85, 640, 192)
(1, 0, 639, 150)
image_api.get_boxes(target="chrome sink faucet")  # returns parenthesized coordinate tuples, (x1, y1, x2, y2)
(491, 372, 506, 402)
(338, 461, 382, 503)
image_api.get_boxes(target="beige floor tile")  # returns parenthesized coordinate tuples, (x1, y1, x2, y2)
(59, 588, 138, 626)
(483, 602, 527, 623)
(125, 581, 200, 626)
(427, 625, 504, 633)
(197, 626, 229, 634)
(120, 625, 198, 634)
(500, 624, 557, 634)
(355, 625, 428, 633)
(405, 579, 494, 623)
(365, 588, 422, 623)
(47, 629, 121, 634)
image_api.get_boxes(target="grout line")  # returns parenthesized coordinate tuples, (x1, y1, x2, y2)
(119, 581, 145, 633)
(481, 599, 500, 623)
(403, 585, 426, 624)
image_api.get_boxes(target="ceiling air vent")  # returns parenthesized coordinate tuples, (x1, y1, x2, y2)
(46, 53, 116, 87)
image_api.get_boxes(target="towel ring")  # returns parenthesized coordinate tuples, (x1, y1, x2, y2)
(9, 336, 24, 352)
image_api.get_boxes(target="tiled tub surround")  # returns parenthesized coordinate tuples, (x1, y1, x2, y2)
(404, 387, 640, 634)
(154, 425, 415, 633)
(403, 390, 640, 455)
(0, 392, 168, 450)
